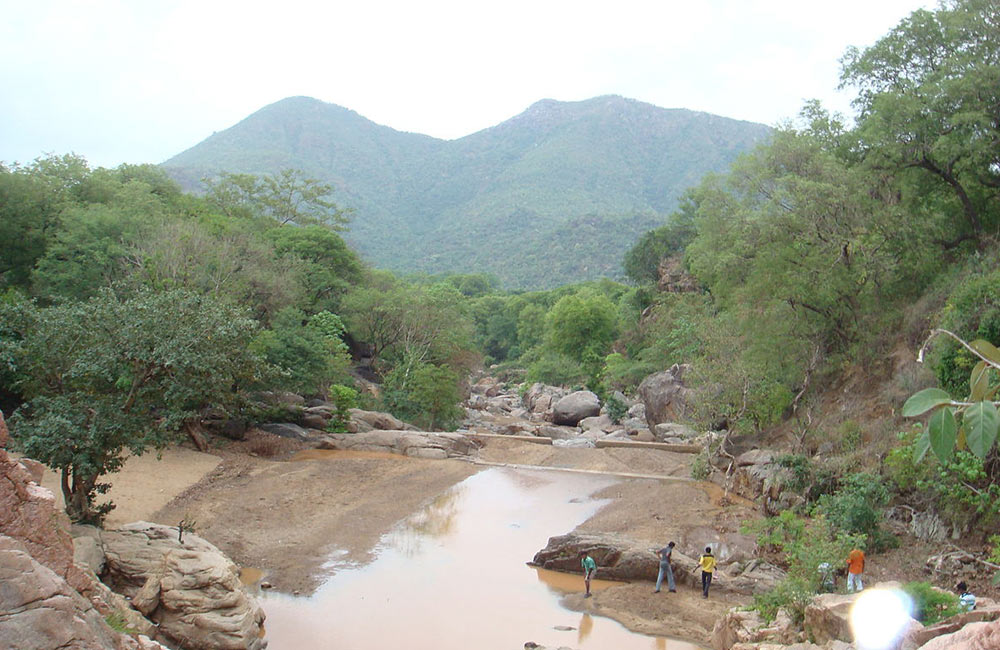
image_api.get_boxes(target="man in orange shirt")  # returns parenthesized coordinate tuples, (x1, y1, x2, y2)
(847, 548, 865, 593)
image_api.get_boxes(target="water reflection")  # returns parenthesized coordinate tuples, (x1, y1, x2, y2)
(259, 467, 705, 650)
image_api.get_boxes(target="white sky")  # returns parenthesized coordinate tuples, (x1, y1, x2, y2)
(1, 0, 935, 169)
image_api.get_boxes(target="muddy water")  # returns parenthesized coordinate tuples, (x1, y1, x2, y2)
(256, 464, 705, 650)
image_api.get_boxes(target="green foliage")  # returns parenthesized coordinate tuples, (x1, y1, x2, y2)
(104, 612, 131, 634)
(604, 393, 628, 424)
(904, 330, 1000, 464)
(382, 360, 463, 430)
(690, 449, 711, 480)
(902, 581, 961, 624)
(2, 288, 266, 523)
(745, 512, 866, 620)
(930, 267, 1000, 397)
(622, 199, 697, 285)
(326, 384, 358, 433)
(252, 308, 350, 396)
(524, 351, 586, 387)
(816, 473, 896, 552)
(545, 290, 618, 363)
(204, 169, 350, 229)
(775, 454, 839, 503)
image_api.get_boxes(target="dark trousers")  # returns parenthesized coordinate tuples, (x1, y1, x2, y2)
(702, 571, 713, 597)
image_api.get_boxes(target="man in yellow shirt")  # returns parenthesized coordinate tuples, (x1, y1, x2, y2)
(699, 546, 717, 598)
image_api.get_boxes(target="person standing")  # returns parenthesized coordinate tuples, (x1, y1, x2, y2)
(581, 550, 597, 598)
(846, 547, 865, 593)
(654, 541, 676, 593)
(698, 546, 716, 598)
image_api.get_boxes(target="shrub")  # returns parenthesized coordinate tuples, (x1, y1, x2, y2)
(776, 454, 839, 503)
(816, 473, 896, 551)
(525, 351, 586, 387)
(383, 361, 463, 431)
(930, 268, 1000, 396)
(326, 384, 357, 433)
(903, 581, 960, 624)
(604, 393, 628, 424)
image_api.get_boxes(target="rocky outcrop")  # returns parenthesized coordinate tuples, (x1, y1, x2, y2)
(658, 255, 700, 293)
(731, 450, 798, 516)
(915, 618, 1000, 649)
(101, 522, 266, 650)
(522, 383, 569, 417)
(319, 430, 479, 459)
(349, 408, 417, 432)
(0, 534, 125, 650)
(712, 608, 802, 649)
(551, 391, 601, 426)
(638, 364, 694, 427)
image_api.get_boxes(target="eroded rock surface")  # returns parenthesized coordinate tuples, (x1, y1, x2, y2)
(101, 522, 266, 650)
(551, 391, 601, 426)
(638, 364, 693, 427)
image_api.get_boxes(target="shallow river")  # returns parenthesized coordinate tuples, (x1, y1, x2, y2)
(256, 463, 705, 650)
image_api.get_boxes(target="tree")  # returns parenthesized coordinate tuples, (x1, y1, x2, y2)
(203, 169, 350, 229)
(840, 0, 1000, 247)
(1, 289, 266, 523)
(623, 197, 697, 285)
(545, 290, 619, 363)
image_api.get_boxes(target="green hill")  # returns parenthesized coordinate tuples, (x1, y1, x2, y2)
(163, 95, 770, 288)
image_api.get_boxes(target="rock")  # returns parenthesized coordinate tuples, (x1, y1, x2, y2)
(551, 391, 601, 426)
(318, 430, 479, 459)
(653, 422, 698, 441)
(73, 534, 106, 576)
(0, 535, 124, 650)
(252, 390, 305, 406)
(579, 414, 614, 432)
(712, 608, 802, 650)
(522, 383, 568, 416)
(349, 408, 416, 431)
(804, 593, 855, 645)
(622, 417, 647, 434)
(300, 413, 329, 430)
(658, 254, 700, 293)
(902, 603, 1000, 648)
(627, 403, 646, 420)
(101, 522, 266, 650)
(580, 428, 608, 441)
(530, 533, 703, 588)
(724, 559, 788, 595)
(471, 377, 502, 397)
(538, 425, 579, 440)
(259, 422, 313, 441)
(731, 451, 795, 515)
(916, 618, 1000, 649)
(736, 450, 777, 467)
(638, 364, 694, 427)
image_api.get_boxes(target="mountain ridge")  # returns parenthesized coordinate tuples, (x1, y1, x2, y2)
(163, 95, 771, 288)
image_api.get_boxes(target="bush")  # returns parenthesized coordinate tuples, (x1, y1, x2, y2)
(930, 267, 1000, 396)
(776, 454, 839, 503)
(326, 384, 357, 433)
(383, 361, 463, 431)
(816, 473, 896, 551)
(525, 351, 586, 387)
(903, 581, 960, 624)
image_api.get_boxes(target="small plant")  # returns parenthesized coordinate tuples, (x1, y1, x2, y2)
(177, 516, 196, 543)
(903, 581, 960, 624)
(604, 393, 628, 424)
(326, 384, 358, 433)
(691, 449, 711, 480)
(104, 612, 131, 634)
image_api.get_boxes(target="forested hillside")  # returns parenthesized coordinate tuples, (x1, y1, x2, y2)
(162, 95, 770, 288)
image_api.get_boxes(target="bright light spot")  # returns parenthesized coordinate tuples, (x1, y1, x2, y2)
(850, 588, 914, 650)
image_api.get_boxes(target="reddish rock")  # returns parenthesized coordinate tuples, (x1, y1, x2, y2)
(916, 618, 1000, 649)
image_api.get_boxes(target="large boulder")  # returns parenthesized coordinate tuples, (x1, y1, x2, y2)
(101, 522, 266, 650)
(348, 408, 417, 431)
(916, 618, 1000, 650)
(551, 391, 601, 426)
(319, 430, 479, 460)
(530, 533, 700, 587)
(732, 450, 797, 515)
(638, 364, 694, 427)
(0, 535, 124, 650)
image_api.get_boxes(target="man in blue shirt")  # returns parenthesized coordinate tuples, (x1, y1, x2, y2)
(581, 551, 597, 598)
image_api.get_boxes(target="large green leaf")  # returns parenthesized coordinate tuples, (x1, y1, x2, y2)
(902, 388, 953, 417)
(964, 401, 999, 459)
(970, 339, 1000, 366)
(912, 430, 931, 464)
(970, 361, 989, 401)
(928, 408, 957, 462)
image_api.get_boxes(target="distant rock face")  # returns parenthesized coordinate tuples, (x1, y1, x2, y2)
(522, 383, 568, 418)
(658, 255, 700, 293)
(551, 391, 601, 426)
(101, 522, 267, 650)
(638, 364, 694, 427)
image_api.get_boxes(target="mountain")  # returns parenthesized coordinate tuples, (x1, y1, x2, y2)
(162, 95, 771, 288)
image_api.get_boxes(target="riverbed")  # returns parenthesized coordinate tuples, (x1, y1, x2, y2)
(255, 466, 705, 650)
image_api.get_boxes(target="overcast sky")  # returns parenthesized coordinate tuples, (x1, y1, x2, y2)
(2, 0, 934, 169)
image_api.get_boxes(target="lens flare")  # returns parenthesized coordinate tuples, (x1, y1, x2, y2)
(849, 588, 914, 650)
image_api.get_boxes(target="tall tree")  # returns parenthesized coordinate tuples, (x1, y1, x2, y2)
(203, 169, 350, 229)
(840, 0, 1000, 247)
(2, 289, 266, 523)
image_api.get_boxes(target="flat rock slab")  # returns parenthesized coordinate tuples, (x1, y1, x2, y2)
(319, 430, 480, 459)
(595, 439, 701, 454)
